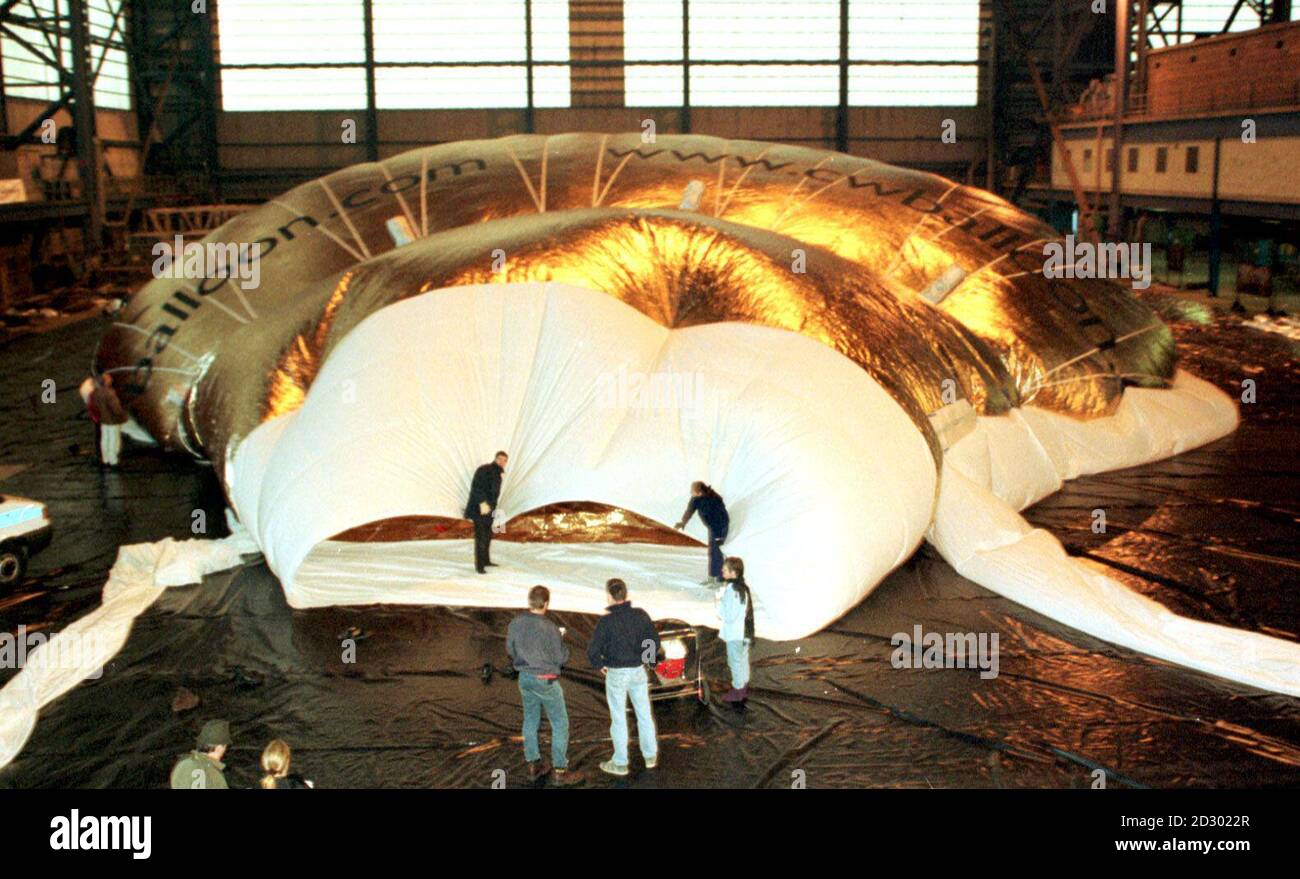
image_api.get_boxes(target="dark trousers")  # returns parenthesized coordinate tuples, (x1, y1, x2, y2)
(707, 524, 728, 578)
(472, 514, 494, 571)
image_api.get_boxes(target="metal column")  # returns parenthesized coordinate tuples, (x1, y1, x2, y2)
(362, 0, 380, 161)
(1109, 0, 1130, 241)
(67, 0, 102, 248)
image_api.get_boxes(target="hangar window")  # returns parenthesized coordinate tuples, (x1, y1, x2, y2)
(625, 0, 841, 106)
(372, 0, 571, 108)
(217, 0, 982, 111)
(1167, 0, 1286, 42)
(1185, 145, 1200, 173)
(1082, 148, 1093, 172)
(1155, 146, 1168, 173)
(623, 0, 981, 107)
(218, 0, 570, 110)
(1127, 147, 1139, 173)
(217, 0, 367, 110)
(0, 0, 132, 110)
(848, 0, 981, 106)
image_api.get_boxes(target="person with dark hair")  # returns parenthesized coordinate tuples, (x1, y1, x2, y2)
(169, 720, 231, 789)
(716, 556, 755, 703)
(465, 451, 508, 573)
(506, 585, 581, 785)
(587, 578, 660, 777)
(675, 481, 730, 585)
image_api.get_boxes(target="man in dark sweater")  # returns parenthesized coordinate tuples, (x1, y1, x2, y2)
(675, 481, 730, 585)
(587, 578, 661, 776)
(507, 585, 581, 785)
(465, 451, 507, 573)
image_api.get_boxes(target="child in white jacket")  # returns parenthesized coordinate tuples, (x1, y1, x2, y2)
(715, 556, 754, 703)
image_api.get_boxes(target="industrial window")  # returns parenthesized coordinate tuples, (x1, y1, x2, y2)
(1105, 148, 1114, 172)
(1127, 147, 1139, 173)
(219, 0, 569, 110)
(848, 0, 980, 106)
(1175, 0, 1289, 39)
(625, 0, 842, 106)
(372, 0, 571, 109)
(217, 0, 982, 111)
(218, 0, 367, 110)
(1082, 148, 1093, 173)
(625, 0, 982, 107)
(0, 0, 132, 111)
(1185, 145, 1200, 173)
(1155, 146, 1168, 173)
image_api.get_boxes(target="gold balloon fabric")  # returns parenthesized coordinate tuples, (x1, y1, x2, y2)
(331, 503, 701, 545)
(97, 133, 1175, 477)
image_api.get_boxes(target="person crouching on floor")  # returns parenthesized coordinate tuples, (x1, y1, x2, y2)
(716, 556, 755, 703)
(507, 585, 582, 786)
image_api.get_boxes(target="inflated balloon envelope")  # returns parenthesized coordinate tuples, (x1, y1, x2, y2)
(96, 133, 1300, 696)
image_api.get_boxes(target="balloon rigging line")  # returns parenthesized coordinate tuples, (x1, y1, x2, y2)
(379, 163, 419, 240)
(318, 178, 372, 259)
(714, 147, 774, 217)
(269, 200, 364, 263)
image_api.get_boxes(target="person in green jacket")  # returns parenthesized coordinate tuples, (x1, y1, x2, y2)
(170, 720, 232, 789)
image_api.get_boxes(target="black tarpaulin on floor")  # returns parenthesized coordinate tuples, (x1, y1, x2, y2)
(1, 308, 1298, 788)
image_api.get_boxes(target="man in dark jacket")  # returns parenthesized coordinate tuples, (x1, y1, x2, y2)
(464, 451, 507, 573)
(506, 585, 581, 786)
(587, 578, 660, 776)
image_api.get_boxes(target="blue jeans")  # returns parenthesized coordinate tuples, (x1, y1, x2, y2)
(604, 665, 657, 766)
(725, 639, 751, 690)
(518, 672, 569, 769)
(707, 524, 728, 578)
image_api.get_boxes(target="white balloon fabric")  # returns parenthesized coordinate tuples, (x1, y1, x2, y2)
(230, 282, 938, 640)
(219, 280, 1300, 696)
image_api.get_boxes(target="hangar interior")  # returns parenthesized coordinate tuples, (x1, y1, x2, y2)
(1, 1, 1298, 791)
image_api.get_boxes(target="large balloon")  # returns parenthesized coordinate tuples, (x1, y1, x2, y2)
(93, 134, 1299, 694)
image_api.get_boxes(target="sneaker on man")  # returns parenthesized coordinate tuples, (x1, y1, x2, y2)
(551, 767, 583, 786)
(644, 755, 658, 769)
(527, 759, 551, 781)
(599, 759, 629, 777)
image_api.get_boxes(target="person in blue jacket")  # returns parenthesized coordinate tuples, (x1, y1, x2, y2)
(715, 556, 755, 703)
(674, 481, 730, 585)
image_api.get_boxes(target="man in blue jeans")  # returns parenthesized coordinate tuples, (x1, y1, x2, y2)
(507, 585, 581, 786)
(587, 578, 661, 776)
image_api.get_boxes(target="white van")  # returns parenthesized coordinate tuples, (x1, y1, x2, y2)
(0, 494, 52, 586)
